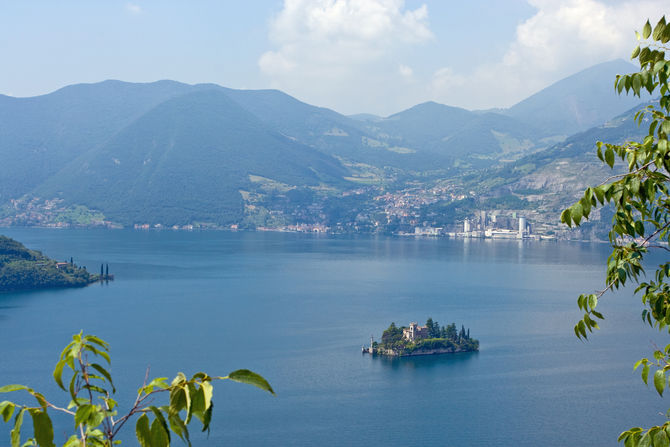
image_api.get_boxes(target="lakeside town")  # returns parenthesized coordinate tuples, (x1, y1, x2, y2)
(0, 179, 593, 240)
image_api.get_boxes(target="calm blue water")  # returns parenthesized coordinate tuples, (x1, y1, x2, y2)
(0, 228, 667, 446)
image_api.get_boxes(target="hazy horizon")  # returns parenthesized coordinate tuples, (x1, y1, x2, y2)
(1, 0, 666, 115)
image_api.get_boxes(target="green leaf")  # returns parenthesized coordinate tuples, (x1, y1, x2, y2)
(201, 401, 213, 433)
(167, 409, 190, 445)
(633, 74, 642, 94)
(571, 202, 583, 226)
(643, 20, 652, 39)
(68, 372, 78, 403)
(635, 221, 645, 236)
(655, 369, 666, 396)
(141, 377, 168, 395)
(588, 294, 598, 310)
(653, 18, 666, 40)
(169, 387, 187, 413)
(150, 417, 170, 447)
(83, 345, 110, 365)
(74, 404, 93, 427)
(593, 186, 605, 204)
(0, 385, 30, 394)
(187, 385, 204, 424)
(605, 146, 615, 168)
(62, 436, 79, 447)
(632, 45, 641, 59)
(0, 401, 15, 423)
(83, 335, 109, 351)
(560, 208, 572, 227)
(52, 361, 66, 391)
(29, 409, 55, 447)
(226, 370, 275, 395)
(655, 429, 670, 447)
(90, 364, 115, 394)
(640, 432, 652, 447)
(135, 414, 152, 447)
(148, 406, 170, 443)
(201, 381, 213, 410)
(11, 408, 25, 447)
(643, 363, 651, 385)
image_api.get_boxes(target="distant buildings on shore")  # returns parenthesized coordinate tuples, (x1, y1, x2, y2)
(412, 211, 556, 240)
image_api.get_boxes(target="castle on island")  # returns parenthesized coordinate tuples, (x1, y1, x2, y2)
(402, 322, 429, 342)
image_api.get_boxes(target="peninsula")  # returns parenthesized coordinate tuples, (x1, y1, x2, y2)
(364, 319, 479, 357)
(0, 235, 105, 292)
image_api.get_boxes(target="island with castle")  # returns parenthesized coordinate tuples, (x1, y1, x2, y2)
(363, 318, 479, 357)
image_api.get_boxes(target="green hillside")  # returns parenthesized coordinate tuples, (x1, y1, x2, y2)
(34, 89, 350, 226)
(0, 80, 194, 203)
(0, 235, 98, 292)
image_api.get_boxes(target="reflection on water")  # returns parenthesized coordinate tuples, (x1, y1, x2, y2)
(371, 350, 479, 371)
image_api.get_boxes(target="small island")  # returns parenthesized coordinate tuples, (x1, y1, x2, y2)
(364, 318, 479, 357)
(0, 235, 108, 292)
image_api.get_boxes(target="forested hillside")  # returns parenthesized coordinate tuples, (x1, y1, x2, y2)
(0, 235, 98, 291)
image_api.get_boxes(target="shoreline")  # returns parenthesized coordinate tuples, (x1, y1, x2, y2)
(0, 225, 611, 244)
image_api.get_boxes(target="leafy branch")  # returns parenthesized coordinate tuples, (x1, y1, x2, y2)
(561, 16, 670, 446)
(0, 332, 274, 447)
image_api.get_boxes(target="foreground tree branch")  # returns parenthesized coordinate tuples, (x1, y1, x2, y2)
(0, 332, 274, 446)
(562, 16, 670, 447)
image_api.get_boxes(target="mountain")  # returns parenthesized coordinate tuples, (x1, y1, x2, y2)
(0, 80, 194, 202)
(34, 89, 349, 226)
(356, 101, 542, 168)
(0, 59, 651, 229)
(504, 59, 644, 138)
(220, 87, 419, 168)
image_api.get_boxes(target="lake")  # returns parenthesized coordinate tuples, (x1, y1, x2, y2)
(0, 228, 667, 446)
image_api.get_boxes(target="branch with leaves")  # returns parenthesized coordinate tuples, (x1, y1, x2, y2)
(0, 332, 274, 447)
(561, 16, 670, 447)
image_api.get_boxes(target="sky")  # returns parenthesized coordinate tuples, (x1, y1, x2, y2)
(0, 0, 667, 115)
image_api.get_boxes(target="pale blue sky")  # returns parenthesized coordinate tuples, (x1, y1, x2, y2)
(0, 1, 665, 115)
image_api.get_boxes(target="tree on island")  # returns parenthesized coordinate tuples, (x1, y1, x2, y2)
(561, 17, 670, 446)
(0, 332, 274, 446)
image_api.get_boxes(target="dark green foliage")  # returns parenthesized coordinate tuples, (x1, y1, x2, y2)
(380, 322, 403, 346)
(0, 235, 97, 292)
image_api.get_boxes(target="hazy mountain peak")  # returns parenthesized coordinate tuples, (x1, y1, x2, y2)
(505, 59, 644, 136)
